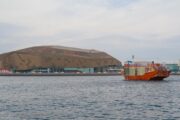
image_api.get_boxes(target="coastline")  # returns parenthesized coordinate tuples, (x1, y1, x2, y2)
(1, 73, 179, 77)
(170, 73, 180, 75)
(0, 73, 121, 76)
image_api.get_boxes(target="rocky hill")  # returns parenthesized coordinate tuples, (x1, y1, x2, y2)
(0, 46, 121, 70)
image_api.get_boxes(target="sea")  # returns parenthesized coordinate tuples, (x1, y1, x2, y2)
(0, 75, 180, 120)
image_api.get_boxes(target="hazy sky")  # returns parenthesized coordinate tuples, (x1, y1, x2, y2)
(0, 0, 180, 62)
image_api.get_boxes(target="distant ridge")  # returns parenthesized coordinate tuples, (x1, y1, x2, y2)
(50, 46, 100, 53)
(0, 45, 121, 70)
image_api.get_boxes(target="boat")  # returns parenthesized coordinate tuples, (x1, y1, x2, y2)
(123, 61, 170, 80)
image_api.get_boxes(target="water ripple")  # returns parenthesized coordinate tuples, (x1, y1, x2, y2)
(0, 76, 180, 120)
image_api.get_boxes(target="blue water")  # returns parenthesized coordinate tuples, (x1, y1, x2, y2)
(0, 76, 180, 120)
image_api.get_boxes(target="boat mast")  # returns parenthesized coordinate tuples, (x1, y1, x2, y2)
(132, 55, 135, 62)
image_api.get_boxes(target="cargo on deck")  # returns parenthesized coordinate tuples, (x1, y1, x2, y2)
(123, 61, 170, 80)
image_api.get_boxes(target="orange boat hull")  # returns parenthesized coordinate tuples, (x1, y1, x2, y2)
(124, 70, 170, 81)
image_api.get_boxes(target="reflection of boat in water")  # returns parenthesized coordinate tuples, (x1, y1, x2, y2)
(123, 61, 170, 80)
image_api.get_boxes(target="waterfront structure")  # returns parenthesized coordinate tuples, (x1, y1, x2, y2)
(0, 69, 12, 74)
(124, 61, 170, 80)
(0, 46, 121, 74)
(165, 64, 179, 73)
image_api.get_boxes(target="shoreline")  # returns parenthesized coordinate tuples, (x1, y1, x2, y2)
(170, 73, 180, 75)
(0, 73, 121, 76)
(0, 73, 179, 76)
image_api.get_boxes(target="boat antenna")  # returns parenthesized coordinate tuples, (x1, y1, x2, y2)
(132, 55, 135, 61)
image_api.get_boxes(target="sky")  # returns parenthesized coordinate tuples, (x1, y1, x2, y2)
(0, 0, 180, 63)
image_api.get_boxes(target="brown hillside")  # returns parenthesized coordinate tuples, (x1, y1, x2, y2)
(0, 46, 121, 70)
